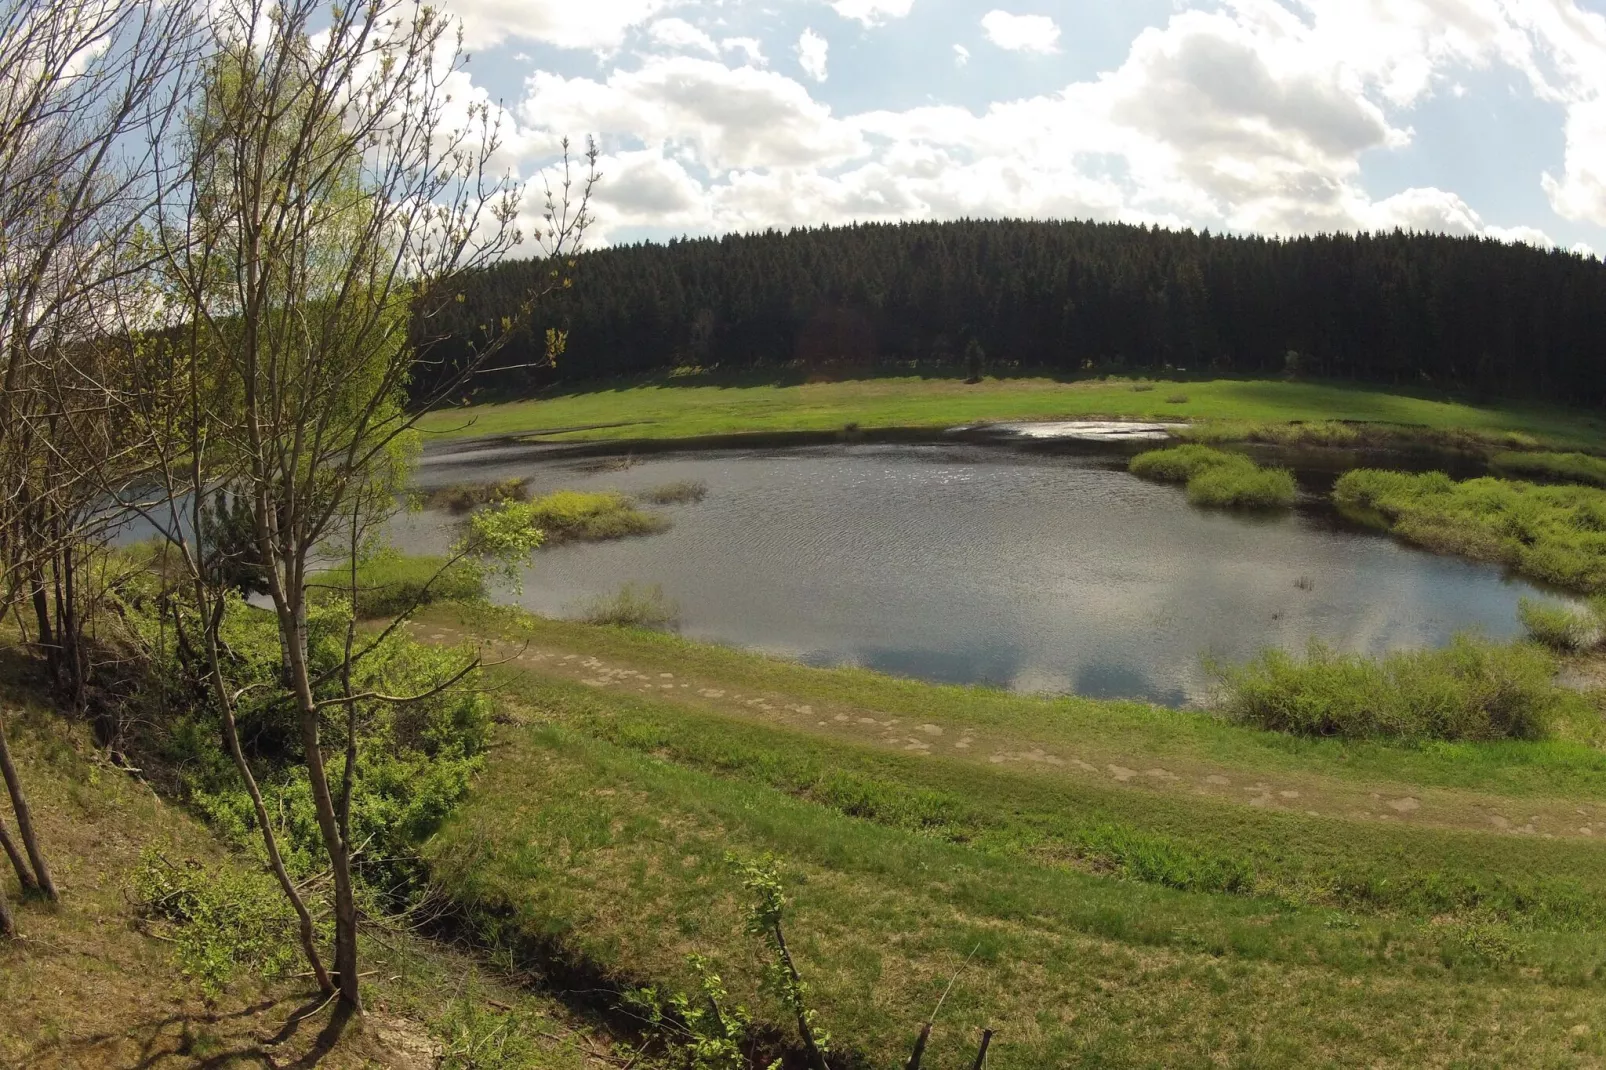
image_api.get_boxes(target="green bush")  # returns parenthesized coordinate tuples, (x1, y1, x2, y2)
(1131, 446, 1296, 509)
(575, 583, 681, 630)
(312, 550, 485, 619)
(1208, 635, 1562, 742)
(1491, 451, 1606, 489)
(490, 490, 668, 545)
(1334, 469, 1606, 592)
(153, 595, 491, 905)
(1518, 597, 1603, 652)
(133, 850, 306, 998)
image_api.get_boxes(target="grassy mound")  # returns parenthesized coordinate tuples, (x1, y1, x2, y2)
(521, 490, 669, 544)
(1334, 469, 1606, 592)
(1492, 451, 1606, 489)
(637, 479, 709, 505)
(419, 477, 531, 514)
(1519, 597, 1605, 653)
(311, 551, 484, 619)
(1207, 635, 1568, 742)
(1130, 445, 1297, 509)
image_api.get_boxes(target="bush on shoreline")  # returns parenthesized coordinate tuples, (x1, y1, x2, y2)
(1519, 597, 1605, 652)
(420, 477, 531, 514)
(1491, 451, 1606, 489)
(490, 490, 670, 545)
(1208, 635, 1562, 742)
(1130, 445, 1297, 509)
(1334, 469, 1606, 592)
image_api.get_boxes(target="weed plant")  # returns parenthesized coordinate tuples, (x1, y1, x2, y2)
(637, 479, 709, 505)
(1130, 445, 1296, 508)
(575, 583, 681, 630)
(1491, 451, 1606, 489)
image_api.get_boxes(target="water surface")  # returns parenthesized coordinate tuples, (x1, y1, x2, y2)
(398, 441, 1551, 706)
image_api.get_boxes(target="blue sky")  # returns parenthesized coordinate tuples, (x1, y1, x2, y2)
(444, 0, 1606, 256)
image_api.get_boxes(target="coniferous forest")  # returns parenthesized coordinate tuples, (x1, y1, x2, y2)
(417, 219, 1606, 406)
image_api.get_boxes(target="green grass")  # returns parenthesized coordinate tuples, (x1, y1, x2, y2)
(417, 374, 1606, 450)
(1206, 635, 1576, 742)
(1334, 469, 1606, 592)
(1492, 450, 1606, 488)
(454, 605, 1606, 800)
(429, 682, 1606, 1068)
(520, 490, 669, 544)
(1130, 445, 1297, 509)
(311, 551, 484, 619)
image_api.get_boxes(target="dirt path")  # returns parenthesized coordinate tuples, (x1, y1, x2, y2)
(411, 620, 1606, 843)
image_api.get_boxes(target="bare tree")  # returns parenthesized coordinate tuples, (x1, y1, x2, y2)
(0, 0, 196, 915)
(124, 0, 594, 1010)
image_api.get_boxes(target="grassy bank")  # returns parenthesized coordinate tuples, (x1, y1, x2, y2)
(417, 374, 1606, 451)
(0, 700, 613, 1069)
(414, 607, 1606, 1068)
(1334, 469, 1606, 592)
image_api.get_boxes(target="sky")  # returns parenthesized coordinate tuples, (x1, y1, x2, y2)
(440, 0, 1606, 257)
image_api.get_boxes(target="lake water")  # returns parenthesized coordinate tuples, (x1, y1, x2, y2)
(397, 439, 1554, 706)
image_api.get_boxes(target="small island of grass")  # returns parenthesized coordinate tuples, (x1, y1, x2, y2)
(1129, 444, 1297, 509)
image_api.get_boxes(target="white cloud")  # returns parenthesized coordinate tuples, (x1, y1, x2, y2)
(830, 0, 915, 27)
(797, 28, 829, 83)
(980, 11, 1060, 54)
(519, 55, 865, 173)
(722, 37, 766, 66)
(646, 18, 718, 56)
(449, 0, 667, 50)
(502, 0, 1606, 249)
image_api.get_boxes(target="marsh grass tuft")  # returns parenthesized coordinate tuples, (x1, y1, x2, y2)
(1130, 445, 1296, 509)
(1208, 634, 1564, 742)
(575, 583, 681, 630)
(637, 479, 709, 505)
(1518, 597, 1604, 652)
(1334, 469, 1606, 591)
(422, 477, 530, 514)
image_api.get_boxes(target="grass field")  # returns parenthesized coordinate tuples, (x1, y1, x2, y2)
(417, 374, 1606, 451)
(418, 607, 1606, 1069)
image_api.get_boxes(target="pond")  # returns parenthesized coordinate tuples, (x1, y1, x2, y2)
(397, 438, 1556, 707)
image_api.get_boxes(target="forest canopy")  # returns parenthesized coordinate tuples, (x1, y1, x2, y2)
(417, 219, 1606, 406)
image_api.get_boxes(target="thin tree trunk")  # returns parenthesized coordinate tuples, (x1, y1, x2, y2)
(283, 604, 361, 1011)
(199, 638, 334, 995)
(0, 713, 54, 901)
(0, 818, 37, 892)
(0, 873, 14, 937)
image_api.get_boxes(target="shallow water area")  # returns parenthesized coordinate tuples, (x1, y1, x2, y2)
(400, 439, 1554, 706)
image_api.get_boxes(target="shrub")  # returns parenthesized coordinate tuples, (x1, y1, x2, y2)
(1131, 446, 1296, 509)
(133, 850, 305, 998)
(638, 479, 709, 505)
(1518, 597, 1603, 652)
(1334, 469, 1606, 592)
(1208, 634, 1561, 742)
(421, 478, 531, 514)
(575, 583, 681, 630)
(312, 550, 485, 619)
(1164, 393, 1190, 405)
(491, 490, 668, 545)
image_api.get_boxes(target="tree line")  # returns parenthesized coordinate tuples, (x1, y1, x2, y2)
(420, 220, 1606, 406)
(0, 0, 590, 1020)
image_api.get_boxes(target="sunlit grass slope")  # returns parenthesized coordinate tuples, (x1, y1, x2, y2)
(417, 375, 1606, 450)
